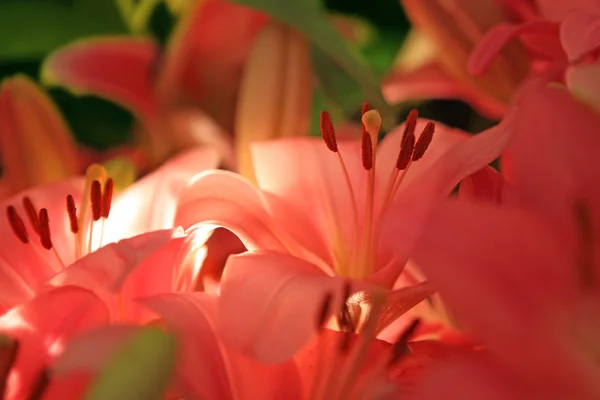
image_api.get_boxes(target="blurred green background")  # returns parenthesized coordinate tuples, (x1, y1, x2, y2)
(0, 0, 489, 153)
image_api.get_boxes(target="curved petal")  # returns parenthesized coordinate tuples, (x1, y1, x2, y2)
(508, 82, 600, 232)
(46, 229, 184, 322)
(217, 251, 375, 363)
(104, 146, 219, 243)
(566, 63, 600, 112)
(0, 178, 83, 312)
(251, 138, 372, 262)
(0, 286, 109, 399)
(378, 113, 516, 269)
(158, 0, 268, 131)
(140, 292, 301, 400)
(411, 200, 593, 392)
(0, 76, 79, 195)
(560, 10, 600, 61)
(42, 38, 160, 121)
(536, 0, 600, 21)
(382, 63, 506, 119)
(458, 166, 518, 205)
(175, 170, 288, 252)
(468, 21, 560, 76)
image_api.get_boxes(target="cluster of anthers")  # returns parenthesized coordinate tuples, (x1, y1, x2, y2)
(308, 285, 420, 400)
(319, 104, 435, 279)
(6, 164, 114, 271)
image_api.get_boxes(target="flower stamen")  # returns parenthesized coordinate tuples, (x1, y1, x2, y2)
(22, 197, 41, 235)
(6, 206, 28, 244)
(39, 208, 65, 271)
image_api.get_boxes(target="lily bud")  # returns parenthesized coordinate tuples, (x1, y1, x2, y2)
(401, 0, 530, 105)
(0, 75, 78, 195)
(234, 21, 313, 181)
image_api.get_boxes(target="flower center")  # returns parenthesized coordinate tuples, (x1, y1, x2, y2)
(320, 105, 435, 279)
(5, 164, 114, 271)
(308, 286, 420, 400)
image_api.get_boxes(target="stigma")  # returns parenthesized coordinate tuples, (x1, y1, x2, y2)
(320, 105, 435, 279)
(6, 164, 115, 271)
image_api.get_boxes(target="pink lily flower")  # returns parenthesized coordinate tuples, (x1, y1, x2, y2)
(400, 75, 600, 397)
(384, 0, 531, 119)
(174, 103, 514, 363)
(0, 142, 217, 397)
(41, 0, 315, 172)
(0, 146, 218, 313)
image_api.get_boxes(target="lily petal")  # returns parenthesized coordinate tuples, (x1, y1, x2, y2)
(468, 21, 560, 76)
(535, 0, 600, 21)
(104, 146, 219, 243)
(0, 286, 108, 399)
(0, 76, 78, 195)
(383, 63, 506, 119)
(560, 9, 600, 61)
(158, 0, 268, 131)
(175, 170, 288, 252)
(566, 62, 600, 111)
(42, 38, 160, 121)
(379, 114, 515, 273)
(411, 200, 591, 392)
(46, 229, 186, 322)
(458, 166, 518, 205)
(508, 82, 600, 231)
(217, 251, 375, 363)
(140, 292, 301, 400)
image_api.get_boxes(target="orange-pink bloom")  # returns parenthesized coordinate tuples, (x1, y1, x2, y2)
(173, 104, 514, 362)
(402, 76, 600, 398)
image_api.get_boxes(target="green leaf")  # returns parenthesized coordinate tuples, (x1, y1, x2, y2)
(0, 1, 127, 60)
(230, 0, 395, 130)
(85, 328, 177, 400)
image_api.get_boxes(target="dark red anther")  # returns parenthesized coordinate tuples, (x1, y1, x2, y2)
(396, 133, 415, 170)
(401, 109, 418, 144)
(38, 209, 52, 250)
(90, 180, 102, 222)
(22, 197, 40, 235)
(412, 122, 435, 161)
(317, 292, 333, 330)
(6, 206, 28, 244)
(320, 111, 338, 152)
(574, 200, 594, 290)
(66, 195, 79, 234)
(361, 132, 374, 171)
(389, 319, 421, 365)
(102, 178, 114, 219)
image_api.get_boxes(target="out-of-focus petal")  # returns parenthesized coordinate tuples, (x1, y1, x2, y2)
(217, 251, 374, 363)
(0, 76, 79, 195)
(560, 10, 600, 61)
(535, 0, 600, 21)
(383, 63, 506, 119)
(104, 146, 219, 243)
(0, 286, 108, 399)
(508, 83, 600, 231)
(468, 21, 560, 76)
(458, 166, 518, 205)
(410, 200, 592, 393)
(158, 0, 268, 131)
(566, 63, 600, 112)
(235, 22, 312, 180)
(140, 292, 302, 400)
(175, 170, 289, 252)
(42, 38, 160, 121)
